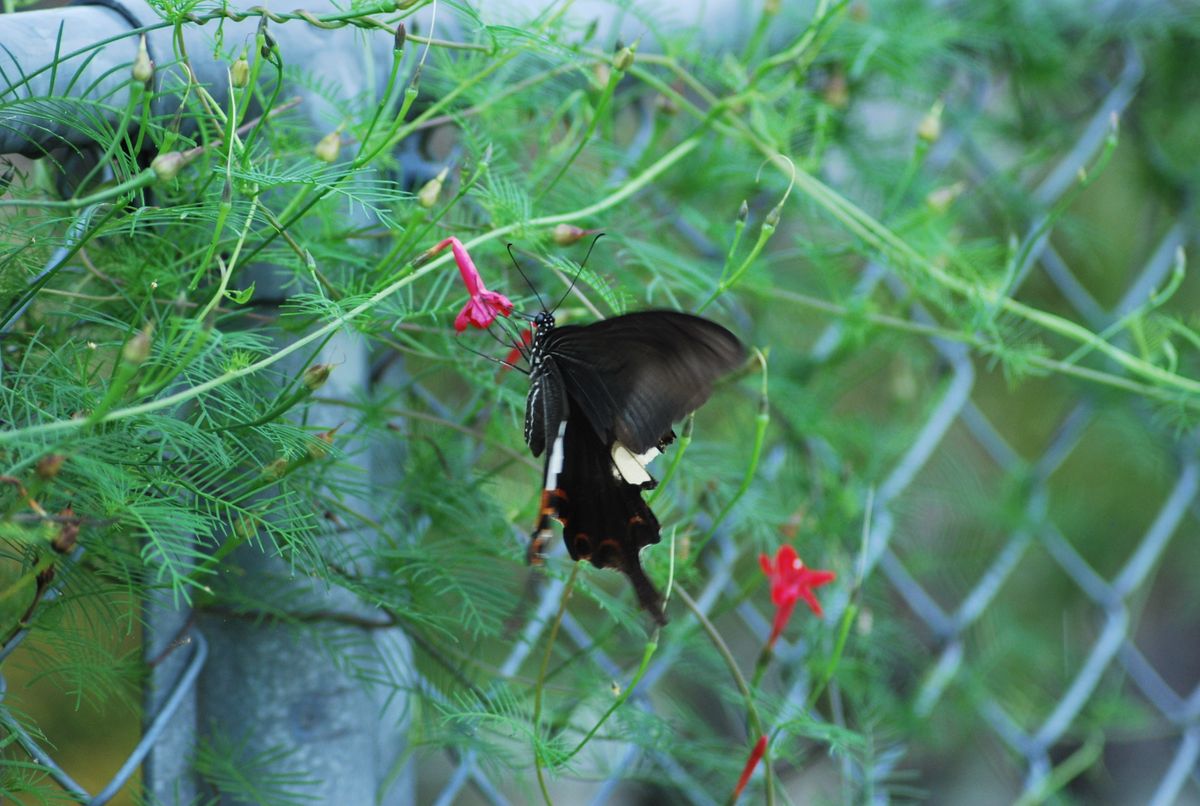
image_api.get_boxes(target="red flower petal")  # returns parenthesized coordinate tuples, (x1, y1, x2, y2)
(731, 735, 768, 801)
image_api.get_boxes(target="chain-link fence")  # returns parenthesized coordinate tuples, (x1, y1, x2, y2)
(1, 1, 1197, 804)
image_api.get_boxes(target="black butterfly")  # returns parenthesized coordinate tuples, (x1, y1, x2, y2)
(521, 309, 746, 624)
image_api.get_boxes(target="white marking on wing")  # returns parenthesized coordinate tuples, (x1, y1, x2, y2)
(545, 420, 568, 490)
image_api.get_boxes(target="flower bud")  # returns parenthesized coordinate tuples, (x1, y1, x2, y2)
(917, 100, 943, 143)
(613, 45, 635, 72)
(764, 203, 782, 229)
(231, 53, 250, 88)
(394, 22, 406, 52)
(824, 69, 849, 108)
(52, 511, 79, 554)
(553, 224, 586, 245)
(417, 167, 449, 208)
(261, 457, 289, 480)
(737, 200, 749, 222)
(303, 363, 332, 392)
(307, 429, 336, 460)
(122, 323, 154, 365)
(36, 454, 66, 480)
(314, 130, 341, 163)
(132, 34, 154, 84)
(151, 151, 186, 182)
(926, 181, 965, 213)
(653, 93, 678, 116)
(233, 515, 257, 541)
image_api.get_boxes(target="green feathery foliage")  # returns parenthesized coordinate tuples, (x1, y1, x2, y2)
(1, 0, 1198, 803)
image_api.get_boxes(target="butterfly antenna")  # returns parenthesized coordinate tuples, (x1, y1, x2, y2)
(551, 232, 605, 313)
(506, 244, 548, 313)
(453, 337, 530, 374)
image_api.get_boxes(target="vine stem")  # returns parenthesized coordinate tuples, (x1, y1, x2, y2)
(676, 587, 775, 806)
(533, 563, 580, 805)
(0, 136, 700, 446)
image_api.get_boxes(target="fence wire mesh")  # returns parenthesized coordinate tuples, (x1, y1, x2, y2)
(1, 4, 1198, 805)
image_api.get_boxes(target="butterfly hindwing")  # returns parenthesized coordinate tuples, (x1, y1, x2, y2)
(539, 409, 667, 624)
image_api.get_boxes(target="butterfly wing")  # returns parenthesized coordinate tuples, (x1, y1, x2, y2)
(524, 310, 745, 625)
(533, 407, 667, 624)
(524, 354, 569, 458)
(545, 311, 746, 454)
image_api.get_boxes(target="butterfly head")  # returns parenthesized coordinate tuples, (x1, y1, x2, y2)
(533, 310, 555, 333)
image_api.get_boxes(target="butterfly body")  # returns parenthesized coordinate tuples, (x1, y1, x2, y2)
(522, 309, 746, 624)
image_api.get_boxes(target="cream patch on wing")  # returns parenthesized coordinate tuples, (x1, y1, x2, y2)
(611, 443, 659, 485)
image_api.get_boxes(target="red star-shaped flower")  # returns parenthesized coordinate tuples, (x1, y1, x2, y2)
(426, 237, 514, 332)
(759, 544, 836, 648)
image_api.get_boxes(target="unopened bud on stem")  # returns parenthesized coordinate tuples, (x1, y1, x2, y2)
(132, 34, 154, 84)
(151, 151, 186, 182)
(231, 52, 250, 87)
(303, 363, 332, 392)
(553, 224, 589, 245)
(315, 129, 341, 163)
(122, 323, 154, 365)
(613, 45, 635, 72)
(917, 100, 943, 143)
(417, 167, 449, 208)
(36, 454, 66, 480)
(764, 204, 782, 229)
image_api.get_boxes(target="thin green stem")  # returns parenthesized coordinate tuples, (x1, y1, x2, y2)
(533, 563, 580, 805)
(701, 350, 769, 547)
(0, 169, 156, 211)
(646, 415, 692, 507)
(677, 587, 775, 806)
(0, 134, 703, 446)
(538, 48, 629, 199)
(561, 636, 658, 763)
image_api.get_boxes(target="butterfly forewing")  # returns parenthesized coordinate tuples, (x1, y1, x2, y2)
(545, 311, 746, 453)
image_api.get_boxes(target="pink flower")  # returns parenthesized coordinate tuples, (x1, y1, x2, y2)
(426, 237, 514, 332)
(759, 545, 836, 647)
(731, 735, 767, 802)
